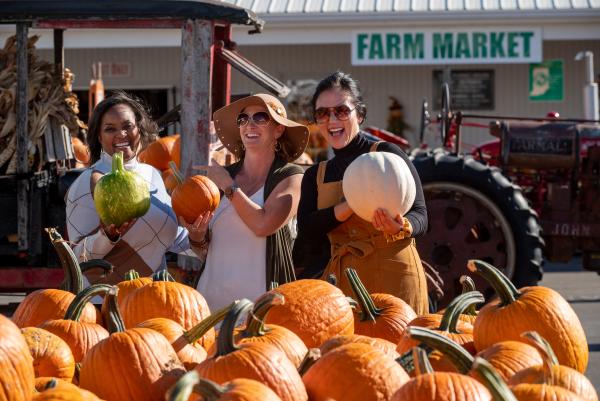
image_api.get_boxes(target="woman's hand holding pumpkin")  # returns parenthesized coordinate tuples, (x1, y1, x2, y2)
(193, 159, 234, 190)
(101, 219, 137, 242)
(372, 208, 412, 237)
(179, 211, 213, 246)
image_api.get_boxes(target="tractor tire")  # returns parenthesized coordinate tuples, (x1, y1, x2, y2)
(411, 149, 544, 307)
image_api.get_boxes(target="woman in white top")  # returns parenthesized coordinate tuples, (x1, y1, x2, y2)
(185, 94, 309, 311)
(66, 91, 205, 285)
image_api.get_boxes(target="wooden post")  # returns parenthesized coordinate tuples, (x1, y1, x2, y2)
(179, 19, 214, 272)
(53, 29, 64, 81)
(16, 23, 29, 251)
(211, 24, 231, 113)
(180, 18, 213, 177)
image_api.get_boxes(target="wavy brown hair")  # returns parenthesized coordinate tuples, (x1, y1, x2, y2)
(87, 91, 158, 163)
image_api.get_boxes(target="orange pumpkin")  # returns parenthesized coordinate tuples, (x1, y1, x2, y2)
(120, 272, 214, 348)
(0, 315, 35, 401)
(195, 300, 308, 401)
(138, 135, 179, 171)
(40, 284, 111, 364)
(468, 259, 588, 373)
(344, 268, 416, 344)
(265, 279, 354, 348)
(79, 287, 186, 401)
(436, 275, 478, 325)
(137, 301, 236, 370)
(100, 269, 151, 320)
(170, 162, 220, 224)
(34, 377, 80, 392)
(303, 342, 409, 401)
(12, 229, 100, 328)
(471, 357, 521, 401)
(509, 332, 598, 401)
(319, 334, 400, 359)
(390, 347, 491, 401)
(167, 370, 283, 401)
(219, 292, 308, 368)
(21, 327, 75, 381)
(397, 291, 484, 373)
(475, 340, 543, 382)
(33, 380, 103, 401)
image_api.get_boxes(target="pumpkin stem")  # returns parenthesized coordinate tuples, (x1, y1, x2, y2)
(45, 227, 85, 294)
(344, 268, 381, 322)
(167, 370, 226, 401)
(243, 292, 284, 337)
(152, 269, 175, 282)
(326, 273, 337, 286)
(406, 326, 474, 374)
(467, 259, 520, 306)
(438, 291, 484, 332)
(521, 331, 559, 384)
(413, 346, 434, 376)
(74, 363, 81, 384)
(112, 151, 125, 173)
(168, 161, 185, 185)
(269, 281, 279, 290)
(298, 348, 321, 376)
(459, 275, 478, 316)
(472, 357, 519, 401)
(216, 298, 253, 357)
(125, 269, 141, 280)
(64, 283, 112, 321)
(183, 301, 238, 344)
(104, 286, 126, 334)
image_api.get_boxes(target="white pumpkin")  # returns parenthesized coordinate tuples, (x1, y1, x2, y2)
(342, 152, 416, 222)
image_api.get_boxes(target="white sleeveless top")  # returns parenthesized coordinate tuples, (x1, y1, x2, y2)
(197, 187, 267, 311)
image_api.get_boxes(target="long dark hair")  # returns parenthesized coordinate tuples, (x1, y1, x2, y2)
(87, 90, 158, 163)
(310, 71, 367, 123)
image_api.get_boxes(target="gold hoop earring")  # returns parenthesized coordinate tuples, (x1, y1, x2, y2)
(274, 140, 282, 152)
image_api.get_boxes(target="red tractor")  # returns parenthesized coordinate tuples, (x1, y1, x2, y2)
(414, 83, 600, 306)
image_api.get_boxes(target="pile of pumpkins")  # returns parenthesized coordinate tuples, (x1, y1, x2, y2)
(2, 239, 596, 401)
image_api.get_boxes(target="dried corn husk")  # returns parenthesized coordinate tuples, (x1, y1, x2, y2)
(0, 34, 85, 174)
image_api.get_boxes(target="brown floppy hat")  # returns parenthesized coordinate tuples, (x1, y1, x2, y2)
(213, 93, 309, 162)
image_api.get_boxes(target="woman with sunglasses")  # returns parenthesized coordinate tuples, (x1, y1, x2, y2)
(294, 71, 429, 315)
(188, 94, 309, 311)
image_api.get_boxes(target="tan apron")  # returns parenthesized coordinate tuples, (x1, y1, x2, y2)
(316, 152, 429, 315)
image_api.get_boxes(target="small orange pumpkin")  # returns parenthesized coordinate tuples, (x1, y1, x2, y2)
(265, 279, 354, 348)
(33, 379, 103, 400)
(169, 161, 220, 224)
(319, 334, 400, 359)
(100, 269, 151, 319)
(138, 135, 179, 171)
(71, 137, 90, 167)
(21, 327, 75, 381)
(344, 268, 416, 344)
(0, 314, 35, 401)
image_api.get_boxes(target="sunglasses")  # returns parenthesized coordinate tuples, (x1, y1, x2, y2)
(313, 105, 356, 124)
(236, 111, 271, 127)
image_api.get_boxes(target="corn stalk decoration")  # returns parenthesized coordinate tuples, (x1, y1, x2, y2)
(0, 35, 85, 174)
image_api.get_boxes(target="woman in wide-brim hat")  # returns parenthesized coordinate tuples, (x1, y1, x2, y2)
(182, 93, 309, 312)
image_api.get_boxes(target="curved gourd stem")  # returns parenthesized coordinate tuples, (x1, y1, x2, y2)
(521, 331, 560, 384)
(167, 370, 226, 401)
(298, 348, 321, 376)
(64, 283, 112, 321)
(125, 269, 140, 280)
(45, 227, 84, 294)
(467, 259, 520, 306)
(438, 291, 484, 332)
(152, 269, 175, 282)
(344, 268, 381, 322)
(104, 286, 126, 334)
(183, 301, 238, 344)
(243, 292, 284, 337)
(413, 346, 434, 376)
(168, 161, 184, 185)
(112, 151, 124, 173)
(216, 299, 254, 357)
(459, 275, 478, 316)
(79, 259, 113, 274)
(406, 326, 474, 374)
(472, 357, 519, 401)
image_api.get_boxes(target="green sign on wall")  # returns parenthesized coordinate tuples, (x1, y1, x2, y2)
(529, 59, 563, 102)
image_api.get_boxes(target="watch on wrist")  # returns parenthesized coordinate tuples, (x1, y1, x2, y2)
(223, 183, 239, 200)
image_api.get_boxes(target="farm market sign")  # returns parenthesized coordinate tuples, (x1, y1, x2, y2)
(352, 28, 542, 65)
